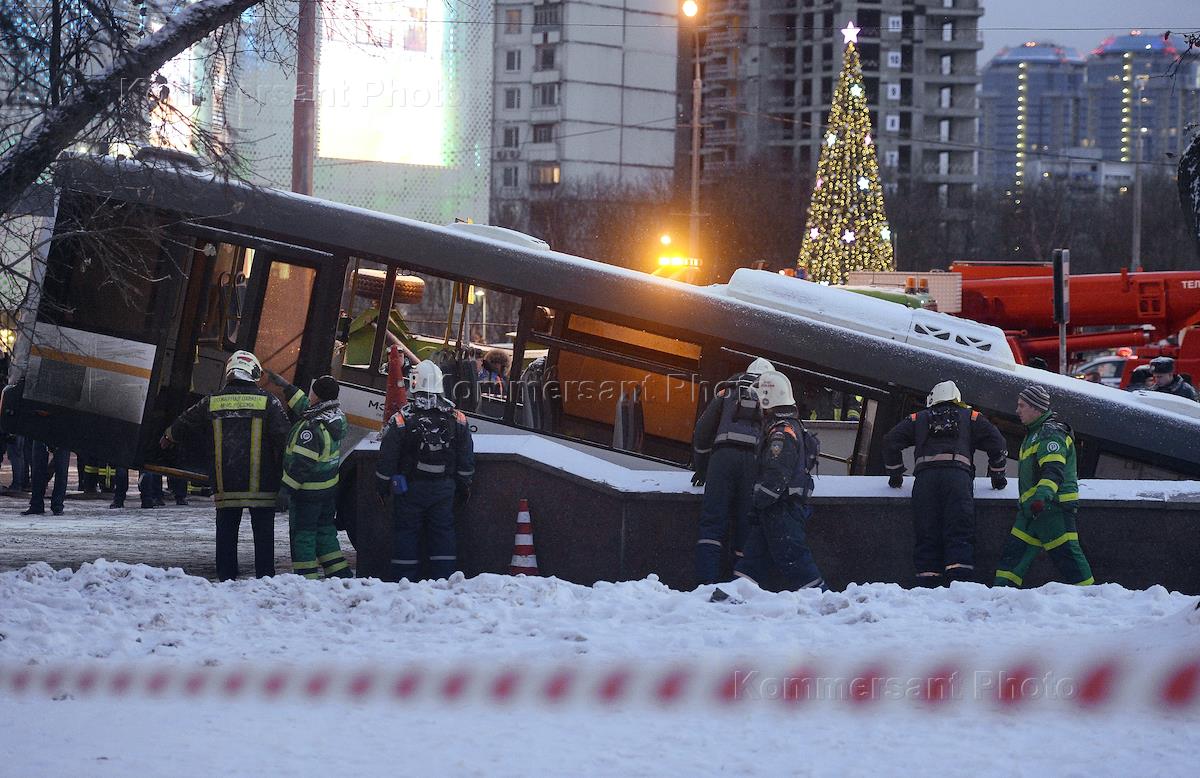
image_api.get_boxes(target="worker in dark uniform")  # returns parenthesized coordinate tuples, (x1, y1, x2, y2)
(1125, 364, 1153, 391)
(690, 357, 775, 585)
(994, 385, 1093, 588)
(375, 360, 474, 582)
(731, 370, 826, 593)
(883, 380, 1009, 586)
(160, 350, 290, 581)
(1148, 356, 1197, 400)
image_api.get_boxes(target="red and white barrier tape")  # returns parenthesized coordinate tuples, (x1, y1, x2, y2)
(2, 655, 1198, 712)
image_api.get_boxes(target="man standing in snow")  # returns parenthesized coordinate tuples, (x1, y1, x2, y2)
(375, 360, 474, 581)
(270, 373, 353, 579)
(729, 370, 826, 593)
(690, 357, 775, 585)
(994, 385, 1093, 588)
(161, 351, 290, 581)
(882, 380, 1008, 586)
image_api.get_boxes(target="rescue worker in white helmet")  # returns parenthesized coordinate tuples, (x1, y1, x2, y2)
(161, 350, 291, 580)
(690, 357, 775, 585)
(882, 380, 1008, 587)
(375, 360, 475, 581)
(728, 370, 827, 593)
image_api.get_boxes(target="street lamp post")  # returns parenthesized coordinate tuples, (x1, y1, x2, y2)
(682, 1, 701, 265)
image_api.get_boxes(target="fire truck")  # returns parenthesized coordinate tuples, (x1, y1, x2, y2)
(852, 263, 1200, 386)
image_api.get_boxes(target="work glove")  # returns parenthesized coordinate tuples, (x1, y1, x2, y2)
(266, 370, 288, 387)
(888, 473, 904, 489)
(376, 478, 391, 500)
(274, 491, 290, 512)
(455, 482, 472, 506)
(991, 474, 1008, 490)
(1029, 499, 1045, 516)
(691, 471, 706, 488)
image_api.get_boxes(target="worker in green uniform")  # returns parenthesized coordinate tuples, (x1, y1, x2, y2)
(272, 373, 352, 579)
(994, 385, 1094, 588)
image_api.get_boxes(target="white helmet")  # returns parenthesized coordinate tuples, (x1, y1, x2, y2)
(755, 370, 795, 410)
(747, 357, 775, 375)
(926, 380, 962, 407)
(411, 360, 444, 395)
(224, 350, 262, 382)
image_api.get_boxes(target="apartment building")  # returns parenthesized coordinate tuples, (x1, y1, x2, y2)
(490, 0, 679, 233)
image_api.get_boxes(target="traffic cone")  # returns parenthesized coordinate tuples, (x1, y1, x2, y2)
(509, 498, 539, 576)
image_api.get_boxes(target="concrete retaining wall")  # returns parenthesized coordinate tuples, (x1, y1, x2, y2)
(348, 441, 1200, 594)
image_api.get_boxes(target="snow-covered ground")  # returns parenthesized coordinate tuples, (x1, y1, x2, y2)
(2, 556, 1197, 775)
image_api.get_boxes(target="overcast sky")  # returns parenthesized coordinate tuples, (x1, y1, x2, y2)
(979, 0, 1196, 63)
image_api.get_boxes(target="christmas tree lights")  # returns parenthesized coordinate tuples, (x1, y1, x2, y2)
(797, 22, 895, 284)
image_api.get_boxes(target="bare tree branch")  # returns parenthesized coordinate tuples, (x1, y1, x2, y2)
(0, 0, 267, 214)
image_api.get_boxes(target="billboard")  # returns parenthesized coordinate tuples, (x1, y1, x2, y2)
(318, 0, 450, 167)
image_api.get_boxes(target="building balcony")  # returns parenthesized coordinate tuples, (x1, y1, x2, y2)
(704, 127, 738, 146)
(763, 62, 797, 79)
(918, 162, 977, 182)
(925, 0, 983, 17)
(705, 62, 735, 81)
(919, 64, 978, 82)
(704, 95, 738, 111)
(705, 29, 747, 49)
(925, 104, 979, 118)
(923, 31, 983, 51)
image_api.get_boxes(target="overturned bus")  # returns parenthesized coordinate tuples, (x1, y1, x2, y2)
(3, 156, 1200, 509)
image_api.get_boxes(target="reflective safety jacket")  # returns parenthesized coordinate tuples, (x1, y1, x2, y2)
(167, 379, 290, 509)
(752, 409, 817, 510)
(1018, 411, 1079, 513)
(692, 372, 762, 472)
(281, 399, 347, 498)
(375, 398, 475, 489)
(882, 403, 1008, 477)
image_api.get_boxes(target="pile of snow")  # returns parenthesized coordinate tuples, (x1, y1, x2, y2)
(1, 562, 1197, 774)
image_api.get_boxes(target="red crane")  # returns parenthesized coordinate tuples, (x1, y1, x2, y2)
(950, 262, 1200, 383)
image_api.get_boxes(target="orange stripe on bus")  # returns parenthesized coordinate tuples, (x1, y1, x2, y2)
(30, 345, 152, 380)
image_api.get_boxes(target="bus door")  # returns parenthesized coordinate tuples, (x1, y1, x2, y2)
(142, 228, 341, 479)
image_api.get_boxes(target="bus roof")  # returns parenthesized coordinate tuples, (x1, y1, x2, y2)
(55, 156, 1200, 475)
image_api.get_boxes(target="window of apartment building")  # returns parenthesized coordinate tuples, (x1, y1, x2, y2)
(885, 114, 900, 132)
(531, 162, 561, 187)
(887, 15, 902, 33)
(503, 126, 520, 148)
(942, 22, 954, 43)
(886, 82, 900, 101)
(533, 82, 559, 107)
(534, 4, 561, 28)
(536, 45, 557, 71)
(502, 166, 519, 187)
(532, 123, 555, 143)
(505, 50, 522, 72)
(886, 51, 901, 69)
(884, 150, 899, 167)
(504, 8, 521, 34)
(940, 86, 952, 109)
(504, 87, 521, 110)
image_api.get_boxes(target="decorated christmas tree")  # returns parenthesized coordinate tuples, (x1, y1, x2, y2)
(797, 21, 895, 284)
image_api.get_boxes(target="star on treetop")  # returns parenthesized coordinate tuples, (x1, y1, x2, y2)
(842, 21, 861, 45)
